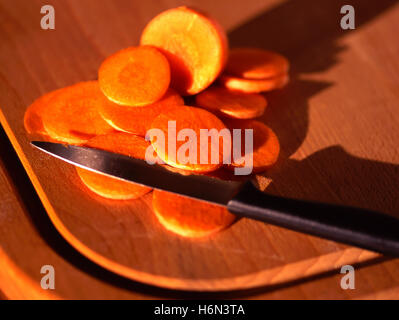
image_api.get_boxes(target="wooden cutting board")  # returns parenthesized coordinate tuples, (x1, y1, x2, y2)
(0, 0, 398, 291)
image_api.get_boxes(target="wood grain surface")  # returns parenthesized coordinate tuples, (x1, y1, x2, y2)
(1, 117, 399, 300)
(0, 0, 398, 294)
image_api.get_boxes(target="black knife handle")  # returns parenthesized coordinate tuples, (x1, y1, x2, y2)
(227, 181, 399, 256)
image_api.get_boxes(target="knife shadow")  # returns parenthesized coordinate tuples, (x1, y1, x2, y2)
(1, 0, 398, 299)
(265, 146, 399, 216)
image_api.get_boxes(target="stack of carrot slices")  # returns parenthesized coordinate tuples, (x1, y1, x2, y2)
(24, 6, 288, 238)
(219, 48, 290, 93)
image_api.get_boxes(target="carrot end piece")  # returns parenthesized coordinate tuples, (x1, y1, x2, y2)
(140, 6, 228, 95)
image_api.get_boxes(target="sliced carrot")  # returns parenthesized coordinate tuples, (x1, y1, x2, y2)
(76, 132, 152, 200)
(77, 169, 151, 200)
(224, 119, 280, 173)
(140, 6, 228, 95)
(98, 46, 170, 106)
(219, 73, 289, 93)
(99, 88, 184, 136)
(195, 87, 267, 119)
(162, 164, 244, 182)
(152, 190, 235, 237)
(24, 89, 62, 136)
(150, 106, 227, 172)
(41, 81, 115, 144)
(225, 48, 289, 79)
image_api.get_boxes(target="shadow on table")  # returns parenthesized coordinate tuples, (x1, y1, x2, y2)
(229, 0, 399, 216)
(266, 146, 399, 215)
(0, 0, 398, 299)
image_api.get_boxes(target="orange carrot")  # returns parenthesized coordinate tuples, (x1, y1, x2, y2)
(76, 132, 152, 200)
(150, 106, 227, 172)
(98, 46, 170, 106)
(99, 88, 184, 136)
(195, 87, 267, 119)
(140, 6, 228, 95)
(219, 73, 289, 93)
(24, 89, 62, 136)
(224, 119, 280, 173)
(41, 81, 115, 144)
(162, 164, 245, 182)
(152, 190, 235, 237)
(225, 48, 289, 79)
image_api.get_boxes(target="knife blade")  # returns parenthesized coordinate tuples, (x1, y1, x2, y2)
(31, 141, 241, 206)
(31, 140, 399, 256)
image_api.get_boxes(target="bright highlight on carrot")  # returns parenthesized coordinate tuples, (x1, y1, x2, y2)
(152, 190, 235, 238)
(99, 88, 184, 136)
(224, 119, 280, 173)
(195, 87, 267, 119)
(225, 48, 289, 79)
(76, 132, 152, 200)
(219, 73, 289, 93)
(41, 81, 114, 144)
(99, 46, 171, 106)
(150, 106, 227, 172)
(140, 6, 228, 95)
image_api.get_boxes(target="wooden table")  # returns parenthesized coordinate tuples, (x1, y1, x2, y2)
(1, 0, 399, 299)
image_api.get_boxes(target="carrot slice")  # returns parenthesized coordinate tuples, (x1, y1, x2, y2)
(224, 119, 280, 173)
(99, 88, 184, 136)
(24, 89, 62, 136)
(219, 73, 289, 93)
(140, 6, 228, 95)
(195, 87, 267, 119)
(152, 190, 235, 237)
(41, 81, 115, 144)
(162, 164, 244, 182)
(98, 46, 170, 106)
(150, 106, 227, 172)
(76, 132, 152, 200)
(225, 48, 289, 79)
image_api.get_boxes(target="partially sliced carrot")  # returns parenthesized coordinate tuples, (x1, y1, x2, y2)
(41, 81, 115, 144)
(150, 106, 227, 172)
(219, 73, 289, 93)
(224, 119, 280, 173)
(140, 6, 228, 95)
(99, 46, 170, 106)
(99, 88, 184, 136)
(225, 48, 289, 79)
(76, 132, 152, 200)
(152, 190, 235, 237)
(195, 87, 267, 119)
(24, 89, 62, 136)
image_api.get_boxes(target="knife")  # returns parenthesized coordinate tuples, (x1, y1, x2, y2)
(32, 141, 399, 256)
